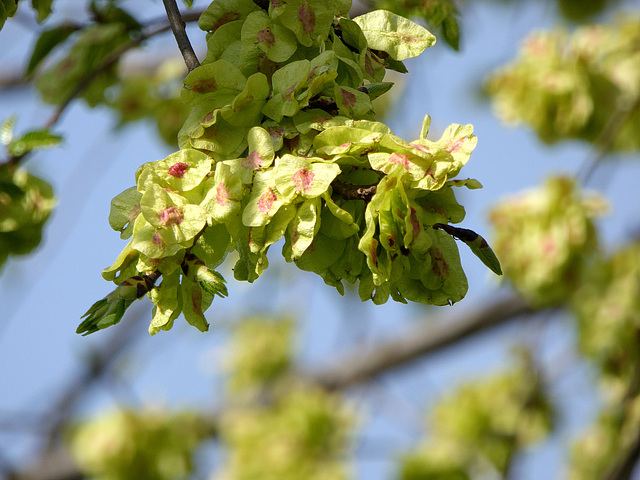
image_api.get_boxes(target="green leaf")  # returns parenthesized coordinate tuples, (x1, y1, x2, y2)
(433, 223, 502, 276)
(198, 0, 258, 32)
(242, 168, 285, 227)
(108, 186, 142, 239)
(181, 0, 194, 8)
(353, 10, 436, 61)
(0, 0, 19, 31)
(277, 0, 336, 47)
(289, 197, 320, 259)
(273, 154, 341, 202)
(77, 275, 156, 335)
(26, 24, 78, 76)
(136, 149, 212, 193)
(241, 10, 297, 63)
(7, 130, 62, 156)
(148, 272, 182, 334)
(200, 163, 243, 225)
(361, 82, 394, 101)
(181, 276, 210, 332)
(31, 0, 53, 23)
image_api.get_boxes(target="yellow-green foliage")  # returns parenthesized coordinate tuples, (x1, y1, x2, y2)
(217, 317, 355, 480)
(68, 408, 210, 480)
(0, 166, 55, 269)
(486, 15, 640, 151)
(109, 60, 190, 147)
(218, 382, 354, 480)
(226, 317, 293, 395)
(572, 241, 640, 388)
(568, 397, 640, 480)
(400, 353, 554, 479)
(489, 176, 605, 306)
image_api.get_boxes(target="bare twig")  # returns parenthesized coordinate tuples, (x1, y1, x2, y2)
(1, 10, 204, 168)
(8, 294, 538, 480)
(309, 294, 536, 390)
(578, 95, 640, 186)
(161, 0, 200, 72)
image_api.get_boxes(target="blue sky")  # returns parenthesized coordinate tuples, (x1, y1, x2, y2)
(1, 0, 640, 478)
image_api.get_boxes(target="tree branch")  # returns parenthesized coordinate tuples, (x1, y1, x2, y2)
(162, 0, 200, 72)
(309, 294, 536, 390)
(9, 294, 539, 480)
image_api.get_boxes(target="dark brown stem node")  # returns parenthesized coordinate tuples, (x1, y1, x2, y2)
(332, 179, 377, 202)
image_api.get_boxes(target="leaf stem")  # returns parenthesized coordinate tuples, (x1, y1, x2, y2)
(161, 0, 201, 73)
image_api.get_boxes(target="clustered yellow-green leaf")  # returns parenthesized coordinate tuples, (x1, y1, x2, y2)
(219, 383, 354, 480)
(400, 352, 554, 480)
(67, 408, 211, 480)
(489, 176, 605, 306)
(486, 15, 640, 151)
(109, 60, 191, 147)
(36, 22, 136, 107)
(369, 0, 460, 50)
(0, 165, 56, 270)
(215, 316, 355, 480)
(226, 317, 293, 395)
(571, 241, 640, 390)
(82, 0, 499, 335)
(568, 396, 640, 480)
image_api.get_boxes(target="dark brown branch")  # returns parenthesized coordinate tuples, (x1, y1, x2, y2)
(162, 0, 200, 72)
(332, 179, 377, 202)
(309, 294, 536, 390)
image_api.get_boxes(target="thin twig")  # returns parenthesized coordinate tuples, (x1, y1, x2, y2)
(1, 10, 204, 169)
(309, 294, 536, 390)
(162, 0, 200, 72)
(578, 95, 640, 186)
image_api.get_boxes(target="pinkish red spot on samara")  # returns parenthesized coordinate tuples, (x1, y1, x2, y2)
(431, 247, 449, 277)
(127, 205, 141, 221)
(242, 151, 265, 170)
(258, 188, 278, 214)
(168, 162, 189, 178)
(389, 153, 411, 171)
(216, 182, 231, 206)
(446, 136, 468, 154)
(158, 206, 184, 227)
(292, 167, 315, 193)
(152, 232, 165, 247)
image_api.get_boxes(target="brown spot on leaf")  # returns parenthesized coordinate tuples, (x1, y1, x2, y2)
(257, 27, 276, 47)
(191, 77, 217, 93)
(298, 2, 316, 35)
(210, 12, 241, 33)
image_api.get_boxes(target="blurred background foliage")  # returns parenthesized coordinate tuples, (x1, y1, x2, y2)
(1, 0, 640, 479)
